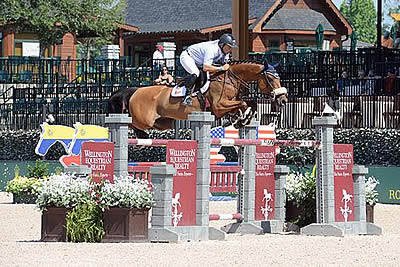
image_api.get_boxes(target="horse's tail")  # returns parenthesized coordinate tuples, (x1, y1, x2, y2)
(106, 87, 138, 115)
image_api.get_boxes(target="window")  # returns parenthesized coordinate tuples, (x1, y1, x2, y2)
(14, 43, 22, 56)
(269, 40, 280, 51)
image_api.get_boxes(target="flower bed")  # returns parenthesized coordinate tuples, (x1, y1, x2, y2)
(5, 160, 52, 204)
(285, 171, 316, 227)
(365, 176, 380, 223)
(285, 170, 380, 227)
(36, 173, 154, 242)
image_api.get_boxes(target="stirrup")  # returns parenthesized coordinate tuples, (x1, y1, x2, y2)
(182, 95, 193, 106)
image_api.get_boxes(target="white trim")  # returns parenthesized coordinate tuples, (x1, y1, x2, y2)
(219, 138, 236, 146)
(137, 139, 153, 146)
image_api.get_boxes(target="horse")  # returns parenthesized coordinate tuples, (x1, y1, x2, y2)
(106, 87, 137, 114)
(109, 60, 288, 135)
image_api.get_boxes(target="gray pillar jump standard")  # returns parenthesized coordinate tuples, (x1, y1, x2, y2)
(301, 116, 382, 236)
(104, 113, 131, 178)
(301, 116, 344, 236)
(188, 111, 226, 241)
(263, 164, 290, 233)
(222, 119, 263, 235)
(148, 164, 183, 242)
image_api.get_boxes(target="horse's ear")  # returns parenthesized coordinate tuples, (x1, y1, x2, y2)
(263, 60, 269, 72)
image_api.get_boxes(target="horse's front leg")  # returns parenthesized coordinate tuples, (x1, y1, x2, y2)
(212, 99, 248, 119)
(241, 100, 258, 125)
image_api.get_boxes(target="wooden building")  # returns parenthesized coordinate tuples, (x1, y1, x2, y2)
(123, 0, 352, 66)
(0, 24, 138, 59)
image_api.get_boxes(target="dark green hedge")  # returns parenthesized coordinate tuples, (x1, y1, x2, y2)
(0, 128, 399, 166)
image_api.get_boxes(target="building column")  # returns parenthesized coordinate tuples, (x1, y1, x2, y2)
(2, 28, 15, 57)
(118, 29, 124, 57)
(232, 0, 249, 60)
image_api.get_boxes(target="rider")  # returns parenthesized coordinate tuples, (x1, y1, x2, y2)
(180, 33, 238, 105)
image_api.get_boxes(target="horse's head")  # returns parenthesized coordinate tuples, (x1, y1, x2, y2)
(258, 60, 288, 107)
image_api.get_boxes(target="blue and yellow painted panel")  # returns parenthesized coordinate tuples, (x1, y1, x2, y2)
(35, 122, 108, 167)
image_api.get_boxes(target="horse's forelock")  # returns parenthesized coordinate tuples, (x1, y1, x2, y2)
(265, 64, 280, 79)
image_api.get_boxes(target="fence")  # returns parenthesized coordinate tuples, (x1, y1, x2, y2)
(0, 57, 127, 84)
(0, 48, 399, 130)
(1, 85, 399, 130)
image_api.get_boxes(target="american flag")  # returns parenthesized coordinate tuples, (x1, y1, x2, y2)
(210, 124, 278, 164)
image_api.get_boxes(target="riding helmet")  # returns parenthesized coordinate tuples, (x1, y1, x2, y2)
(218, 33, 238, 49)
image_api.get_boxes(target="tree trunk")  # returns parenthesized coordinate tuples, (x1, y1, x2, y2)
(86, 44, 91, 60)
(40, 44, 47, 57)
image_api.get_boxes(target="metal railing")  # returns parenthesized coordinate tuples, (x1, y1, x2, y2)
(1, 48, 400, 130)
(0, 57, 127, 84)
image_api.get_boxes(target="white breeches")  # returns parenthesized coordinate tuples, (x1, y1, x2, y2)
(180, 50, 200, 77)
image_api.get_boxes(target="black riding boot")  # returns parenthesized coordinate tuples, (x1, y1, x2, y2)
(182, 74, 197, 106)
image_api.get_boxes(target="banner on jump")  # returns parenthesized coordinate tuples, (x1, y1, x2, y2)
(333, 144, 354, 222)
(81, 142, 114, 183)
(166, 140, 197, 227)
(255, 145, 276, 221)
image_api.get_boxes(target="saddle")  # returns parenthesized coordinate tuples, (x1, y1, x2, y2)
(175, 69, 208, 93)
(173, 69, 210, 110)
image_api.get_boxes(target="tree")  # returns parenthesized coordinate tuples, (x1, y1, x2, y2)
(384, 0, 400, 37)
(64, 0, 126, 59)
(340, 0, 377, 44)
(0, 0, 125, 57)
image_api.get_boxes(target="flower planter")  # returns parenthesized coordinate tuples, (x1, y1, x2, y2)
(285, 200, 301, 222)
(366, 204, 374, 223)
(13, 192, 37, 204)
(102, 207, 149, 243)
(41, 207, 68, 242)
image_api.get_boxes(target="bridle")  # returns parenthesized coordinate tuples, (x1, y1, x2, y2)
(212, 68, 284, 101)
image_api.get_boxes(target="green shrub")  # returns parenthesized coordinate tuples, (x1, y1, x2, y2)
(285, 171, 316, 227)
(0, 128, 399, 166)
(5, 176, 42, 195)
(66, 201, 104, 243)
(27, 160, 49, 179)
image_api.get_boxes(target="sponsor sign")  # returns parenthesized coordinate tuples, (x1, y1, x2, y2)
(81, 142, 114, 183)
(166, 140, 197, 226)
(334, 144, 354, 222)
(255, 145, 276, 220)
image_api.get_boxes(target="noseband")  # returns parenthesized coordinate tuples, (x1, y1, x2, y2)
(259, 70, 287, 100)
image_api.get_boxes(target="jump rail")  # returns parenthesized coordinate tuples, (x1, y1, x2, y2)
(129, 163, 242, 193)
(128, 138, 320, 148)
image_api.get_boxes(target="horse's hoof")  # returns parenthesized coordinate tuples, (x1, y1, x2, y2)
(242, 107, 252, 120)
(233, 119, 244, 129)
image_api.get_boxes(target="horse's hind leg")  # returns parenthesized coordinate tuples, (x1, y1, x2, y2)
(153, 118, 175, 131)
(133, 128, 149, 139)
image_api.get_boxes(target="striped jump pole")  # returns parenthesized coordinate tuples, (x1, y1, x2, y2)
(209, 213, 243, 221)
(210, 138, 320, 148)
(128, 138, 320, 148)
(128, 139, 169, 146)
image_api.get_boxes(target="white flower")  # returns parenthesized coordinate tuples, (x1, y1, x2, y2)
(35, 173, 91, 211)
(365, 176, 379, 206)
(97, 175, 154, 209)
(35, 173, 154, 211)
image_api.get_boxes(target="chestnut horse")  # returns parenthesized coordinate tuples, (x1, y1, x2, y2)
(114, 60, 287, 134)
